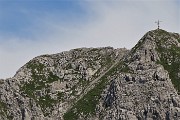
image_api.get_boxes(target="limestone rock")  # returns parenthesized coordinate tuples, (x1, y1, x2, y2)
(0, 29, 180, 120)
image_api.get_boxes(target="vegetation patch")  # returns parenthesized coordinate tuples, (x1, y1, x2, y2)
(0, 100, 7, 116)
(121, 63, 131, 73)
(0, 100, 13, 120)
(156, 29, 169, 36)
(27, 61, 45, 73)
(156, 32, 180, 94)
(63, 75, 109, 120)
(21, 60, 62, 116)
(0, 80, 4, 84)
(39, 94, 57, 115)
(57, 92, 64, 101)
(63, 61, 125, 120)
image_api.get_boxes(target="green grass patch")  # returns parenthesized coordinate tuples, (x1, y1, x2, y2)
(21, 60, 62, 116)
(63, 76, 108, 120)
(63, 61, 125, 120)
(0, 100, 7, 116)
(27, 61, 45, 73)
(0, 100, 13, 120)
(38, 94, 57, 114)
(57, 92, 64, 100)
(156, 33, 180, 94)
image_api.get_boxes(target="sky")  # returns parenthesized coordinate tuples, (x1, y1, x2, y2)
(0, 0, 180, 79)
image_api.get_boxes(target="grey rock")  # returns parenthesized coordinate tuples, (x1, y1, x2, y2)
(0, 29, 180, 120)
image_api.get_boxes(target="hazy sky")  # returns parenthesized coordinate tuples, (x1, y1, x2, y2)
(0, 0, 179, 79)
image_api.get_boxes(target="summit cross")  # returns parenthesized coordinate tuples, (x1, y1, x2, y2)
(155, 20, 162, 29)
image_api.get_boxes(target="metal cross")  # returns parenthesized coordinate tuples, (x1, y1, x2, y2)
(155, 20, 162, 29)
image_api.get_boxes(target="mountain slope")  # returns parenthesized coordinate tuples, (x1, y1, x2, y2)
(63, 29, 180, 120)
(0, 47, 128, 119)
(93, 29, 180, 120)
(155, 30, 180, 94)
(0, 29, 180, 120)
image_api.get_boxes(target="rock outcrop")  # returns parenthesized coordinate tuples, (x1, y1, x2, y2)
(0, 47, 128, 120)
(94, 29, 180, 120)
(0, 29, 180, 120)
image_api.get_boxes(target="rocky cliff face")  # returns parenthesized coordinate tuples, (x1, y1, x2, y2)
(0, 29, 180, 120)
(94, 29, 180, 120)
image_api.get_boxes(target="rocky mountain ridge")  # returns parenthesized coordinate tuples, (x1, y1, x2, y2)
(0, 29, 180, 120)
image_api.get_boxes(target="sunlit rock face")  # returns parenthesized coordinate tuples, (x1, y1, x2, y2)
(0, 29, 180, 120)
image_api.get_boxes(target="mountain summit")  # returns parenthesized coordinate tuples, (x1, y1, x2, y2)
(0, 29, 180, 120)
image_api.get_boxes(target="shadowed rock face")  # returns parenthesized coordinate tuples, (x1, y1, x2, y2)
(0, 29, 180, 120)
(103, 80, 117, 108)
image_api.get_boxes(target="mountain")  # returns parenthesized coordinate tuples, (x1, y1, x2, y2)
(0, 29, 180, 120)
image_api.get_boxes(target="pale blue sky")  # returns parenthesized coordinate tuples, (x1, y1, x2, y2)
(0, 1, 88, 39)
(0, 0, 179, 78)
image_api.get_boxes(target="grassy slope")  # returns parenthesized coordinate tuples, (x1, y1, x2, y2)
(155, 30, 180, 94)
